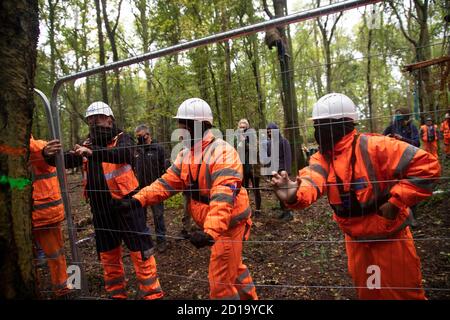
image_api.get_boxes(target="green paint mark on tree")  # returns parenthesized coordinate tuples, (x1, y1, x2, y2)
(0, 175, 31, 190)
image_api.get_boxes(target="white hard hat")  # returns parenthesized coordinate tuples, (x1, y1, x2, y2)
(311, 93, 358, 121)
(445, 113, 450, 119)
(173, 98, 213, 125)
(85, 101, 115, 119)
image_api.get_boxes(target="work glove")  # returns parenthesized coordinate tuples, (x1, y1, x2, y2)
(189, 231, 214, 249)
(110, 197, 142, 211)
(378, 201, 400, 220)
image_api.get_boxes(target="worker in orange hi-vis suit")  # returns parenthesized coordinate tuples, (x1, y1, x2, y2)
(43, 102, 163, 300)
(420, 117, 439, 158)
(271, 93, 441, 300)
(440, 113, 450, 159)
(29, 136, 71, 297)
(115, 98, 258, 300)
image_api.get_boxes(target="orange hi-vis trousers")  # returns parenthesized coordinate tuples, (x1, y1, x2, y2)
(100, 246, 163, 300)
(345, 227, 425, 300)
(130, 251, 163, 299)
(33, 222, 69, 296)
(209, 223, 258, 300)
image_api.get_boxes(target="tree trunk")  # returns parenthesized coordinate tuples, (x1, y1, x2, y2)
(224, 40, 233, 129)
(240, 0, 266, 129)
(313, 23, 324, 99)
(316, 1, 343, 94)
(135, 0, 153, 112)
(219, 3, 233, 130)
(364, 12, 374, 132)
(208, 58, 223, 130)
(0, 0, 39, 299)
(48, 0, 58, 86)
(81, 0, 91, 103)
(415, 0, 432, 116)
(267, 0, 306, 171)
(249, 39, 266, 130)
(101, 0, 124, 127)
(388, 0, 432, 117)
(94, 0, 108, 104)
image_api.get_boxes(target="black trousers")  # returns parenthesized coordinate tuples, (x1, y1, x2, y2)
(91, 201, 153, 254)
(243, 169, 261, 211)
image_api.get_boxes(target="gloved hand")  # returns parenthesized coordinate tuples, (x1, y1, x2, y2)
(110, 197, 142, 210)
(189, 231, 214, 249)
(379, 201, 400, 220)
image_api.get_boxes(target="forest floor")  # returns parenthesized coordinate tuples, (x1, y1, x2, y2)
(38, 157, 450, 300)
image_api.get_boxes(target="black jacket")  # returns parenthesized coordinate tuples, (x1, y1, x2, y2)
(133, 141, 166, 189)
(45, 130, 136, 210)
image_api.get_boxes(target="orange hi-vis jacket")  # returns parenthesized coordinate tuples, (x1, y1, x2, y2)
(420, 124, 438, 142)
(441, 120, 450, 144)
(134, 131, 252, 240)
(29, 137, 65, 228)
(287, 130, 440, 239)
(82, 133, 139, 200)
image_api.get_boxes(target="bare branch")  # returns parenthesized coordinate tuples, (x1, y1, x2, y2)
(112, 0, 123, 34)
(387, 0, 417, 46)
(262, 0, 274, 19)
(328, 12, 343, 42)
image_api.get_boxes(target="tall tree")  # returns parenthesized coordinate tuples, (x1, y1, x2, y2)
(0, 0, 40, 299)
(388, 0, 432, 116)
(263, 0, 306, 171)
(47, 0, 59, 86)
(316, 0, 343, 94)
(363, 9, 375, 132)
(80, 0, 92, 103)
(101, 0, 124, 126)
(133, 0, 154, 114)
(238, 0, 266, 129)
(94, 0, 109, 104)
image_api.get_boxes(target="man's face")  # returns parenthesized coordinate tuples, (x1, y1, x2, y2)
(395, 113, 408, 126)
(135, 130, 151, 144)
(267, 129, 272, 138)
(426, 120, 432, 126)
(87, 114, 113, 128)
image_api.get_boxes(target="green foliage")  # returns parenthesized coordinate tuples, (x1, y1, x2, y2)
(34, 0, 447, 148)
(165, 192, 184, 209)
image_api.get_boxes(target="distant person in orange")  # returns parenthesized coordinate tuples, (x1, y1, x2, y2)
(440, 113, 450, 159)
(420, 117, 439, 158)
(271, 93, 440, 300)
(30, 135, 71, 297)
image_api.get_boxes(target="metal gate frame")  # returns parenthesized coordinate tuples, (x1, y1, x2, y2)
(44, 0, 381, 296)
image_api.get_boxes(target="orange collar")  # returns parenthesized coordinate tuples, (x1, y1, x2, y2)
(331, 129, 358, 155)
(190, 130, 215, 152)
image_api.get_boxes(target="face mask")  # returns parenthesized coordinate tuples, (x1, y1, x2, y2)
(90, 125, 117, 146)
(394, 114, 403, 122)
(137, 136, 146, 145)
(314, 119, 355, 153)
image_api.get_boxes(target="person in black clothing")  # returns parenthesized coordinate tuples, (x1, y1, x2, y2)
(261, 122, 293, 221)
(134, 124, 168, 253)
(43, 102, 163, 300)
(383, 107, 420, 147)
(237, 119, 262, 217)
